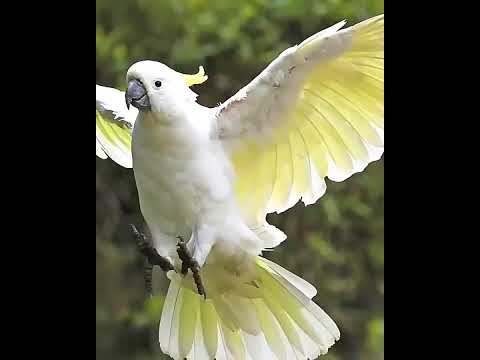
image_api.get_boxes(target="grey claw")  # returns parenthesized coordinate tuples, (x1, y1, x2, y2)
(176, 237, 206, 300)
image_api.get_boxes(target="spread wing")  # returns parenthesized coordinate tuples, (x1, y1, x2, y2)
(96, 84, 138, 168)
(215, 15, 384, 236)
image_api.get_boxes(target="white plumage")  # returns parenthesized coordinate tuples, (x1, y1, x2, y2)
(96, 14, 384, 359)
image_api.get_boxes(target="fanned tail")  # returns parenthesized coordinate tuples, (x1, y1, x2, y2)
(159, 256, 340, 359)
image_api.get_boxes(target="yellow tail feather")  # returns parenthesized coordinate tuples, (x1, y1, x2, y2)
(159, 257, 340, 359)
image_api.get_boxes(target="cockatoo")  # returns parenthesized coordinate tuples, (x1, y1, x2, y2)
(96, 14, 384, 360)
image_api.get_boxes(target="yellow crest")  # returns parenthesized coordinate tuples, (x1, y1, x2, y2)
(181, 66, 208, 87)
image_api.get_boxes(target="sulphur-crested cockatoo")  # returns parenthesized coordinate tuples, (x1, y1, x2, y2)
(96, 14, 384, 360)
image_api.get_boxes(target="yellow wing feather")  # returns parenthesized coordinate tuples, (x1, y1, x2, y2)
(224, 15, 384, 230)
(95, 109, 133, 168)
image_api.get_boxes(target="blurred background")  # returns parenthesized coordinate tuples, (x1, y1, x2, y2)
(96, 1, 384, 359)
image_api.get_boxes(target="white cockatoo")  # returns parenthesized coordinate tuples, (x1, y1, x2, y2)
(96, 14, 383, 360)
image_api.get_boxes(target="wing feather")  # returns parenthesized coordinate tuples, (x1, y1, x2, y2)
(95, 84, 138, 168)
(215, 15, 384, 232)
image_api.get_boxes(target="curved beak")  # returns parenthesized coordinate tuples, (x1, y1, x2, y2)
(125, 79, 150, 110)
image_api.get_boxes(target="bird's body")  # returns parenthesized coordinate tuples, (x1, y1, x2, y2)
(96, 14, 384, 359)
(132, 101, 261, 270)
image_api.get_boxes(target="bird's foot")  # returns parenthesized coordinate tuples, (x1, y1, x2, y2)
(130, 224, 175, 295)
(176, 236, 206, 300)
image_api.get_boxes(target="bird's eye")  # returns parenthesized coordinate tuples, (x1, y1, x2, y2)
(154, 81, 162, 88)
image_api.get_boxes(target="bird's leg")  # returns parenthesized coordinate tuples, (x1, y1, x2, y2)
(176, 236, 206, 300)
(130, 224, 175, 295)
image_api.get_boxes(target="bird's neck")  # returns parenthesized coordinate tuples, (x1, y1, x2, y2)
(133, 103, 214, 150)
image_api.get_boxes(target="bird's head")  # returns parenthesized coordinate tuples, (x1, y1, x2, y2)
(125, 61, 208, 114)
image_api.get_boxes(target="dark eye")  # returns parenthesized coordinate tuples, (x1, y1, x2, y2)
(154, 80, 162, 88)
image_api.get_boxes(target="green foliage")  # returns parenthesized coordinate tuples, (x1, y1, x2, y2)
(96, 1, 384, 359)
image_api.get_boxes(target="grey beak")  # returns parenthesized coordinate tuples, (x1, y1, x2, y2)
(125, 79, 150, 110)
